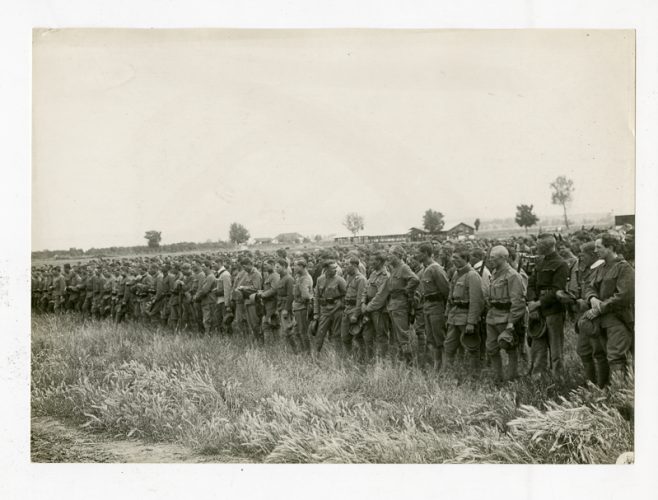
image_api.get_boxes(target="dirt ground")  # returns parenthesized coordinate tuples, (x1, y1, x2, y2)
(31, 416, 249, 463)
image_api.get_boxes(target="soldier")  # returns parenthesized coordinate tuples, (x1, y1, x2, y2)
(416, 242, 450, 371)
(231, 261, 248, 336)
(236, 258, 263, 343)
(485, 246, 526, 382)
(365, 245, 419, 365)
(527, 234, 569, 377)
(445, 246, 485, 374)
(165, 265, 183, 331)
(215, 257, 233, 335)
(193, 261, 217, 336)
(91, 267, 105, 320)
(259, 259, 280, 342)
(179, 263, 197, 332)
(66, 266, 83, 312)
(582, 234, 634, 383)
(191, 263, 206, 332)
(408, 254, 427, 367)
(340, 256, 367, 357)
(292, 258, 314, 353)
(507, 246, 529, 369)
(149, 264, 167, 325)
(51, 267, 67, 314)
(313, 260, 346, 353)
(361, 251, 390, 361)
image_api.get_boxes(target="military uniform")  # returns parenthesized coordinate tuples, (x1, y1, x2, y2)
(340, 271, 366, 355)
(313, 273, 347, 352)
(584, 256, 634, 379)
(292, 270, 314, 353)
(365, 263, 419, 363)
(241, 268, 264, 342)
(194, 270, 217, 335)
(260, 270, 281, 341)
(214, 267, 232, 334)
(485, 262, 526, 381)
(445, 263, 485, 371)
(361, 266, 390, 360)
(418, 261, 450, 370)
(527, 251, 569, 376)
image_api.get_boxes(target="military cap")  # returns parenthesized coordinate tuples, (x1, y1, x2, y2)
(461, 328, 480, 350)
(497, 329, 516, 351)
(577, 315, 601, 338)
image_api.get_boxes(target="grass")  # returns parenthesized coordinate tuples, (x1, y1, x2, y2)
(31, 314, 633, 463)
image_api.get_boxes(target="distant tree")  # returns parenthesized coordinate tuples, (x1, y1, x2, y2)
(144, 230, 162, 248)
(314, 234, 322, 242)
(229, 223, 250, 245)
(423, 209, 445, 234)
(550, 175, 574, 229)
(515, 204, 540, 234)
(343, 212, 365, 236)
(473, 218, 481, 232)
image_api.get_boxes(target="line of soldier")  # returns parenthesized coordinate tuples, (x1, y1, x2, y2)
(32, 230, 634, 385)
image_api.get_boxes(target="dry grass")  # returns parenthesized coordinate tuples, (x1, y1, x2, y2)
(31, 314, 633, 463)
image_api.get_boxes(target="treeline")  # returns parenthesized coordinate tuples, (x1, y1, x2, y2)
(32, 241, 233, 261)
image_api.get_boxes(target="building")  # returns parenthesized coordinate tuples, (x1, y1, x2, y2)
(444, 223, 475, 239)
(253, 237, 273, 245)
(614, 214, 635, 227)
(274, 232, 304, 244)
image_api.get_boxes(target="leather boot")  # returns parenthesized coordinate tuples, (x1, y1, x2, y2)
(580, 358, 596, 385)
(609, 363, 625, 384)
(435, 348, 444, 372)
(506, 349, 518, 381)
(490, 353, 502, 383)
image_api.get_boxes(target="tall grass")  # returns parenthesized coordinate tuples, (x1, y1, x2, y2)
(31, 314, 633, 463)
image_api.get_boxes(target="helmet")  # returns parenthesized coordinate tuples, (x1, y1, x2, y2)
(527, 312, 546, 339)
(461, 327, 481, 350)
(497, 328, 516, 350)
(577, 315, 600, 338)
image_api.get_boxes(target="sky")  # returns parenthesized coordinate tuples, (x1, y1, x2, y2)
(32, 29, 635, 250)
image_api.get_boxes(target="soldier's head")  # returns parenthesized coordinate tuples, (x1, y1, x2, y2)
(489, 245, 509, 270)
(275, 258, 288, 275)
(346, 256, 360, 276)
(506, 246, 518, 267)
(293, 258, 307, 275)
(370, 251, 386, 271)
(388, 245, 405, 267)
(452, 246, 471, 269)
(325, 260, 338, 278)
(241, 257, 254, 272)
(264, 259, 275, 274)
(181, 263, 192, 276)
(579, 241, 597, 267)
(416, 242, 434, 264)
(536, 234, 557, 256)
(595, 234, 622, 261)
(469, 247, 485, 266)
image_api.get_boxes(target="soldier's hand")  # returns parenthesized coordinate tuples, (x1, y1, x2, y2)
(361, 304, 367, 314)
(350, 315, 358, 324)
(528, 300, 540, 312)
(465, 324, 475, 334)
(584, 309, 599, 320)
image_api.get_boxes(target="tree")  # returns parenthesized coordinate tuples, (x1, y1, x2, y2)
(473, 218, 481, 232)
(515, 204, 539, 234)
(550, 175, 574, 229)
(343, 212, 365, 236)
(229, 223, 250, 245)
(423, 209, 445, 234)
(314, 234, 322, 242)
(144, 230, 162, 248)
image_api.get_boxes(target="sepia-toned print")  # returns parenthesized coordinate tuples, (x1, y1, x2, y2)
(31, 29, 635, 464)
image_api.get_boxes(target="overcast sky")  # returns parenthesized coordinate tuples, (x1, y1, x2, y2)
(32, 29, 635, 250)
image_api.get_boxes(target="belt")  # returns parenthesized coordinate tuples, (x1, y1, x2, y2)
(424, 293, 444, 302)
(320, 298, 340, 305)
(345, 298, 357, 306)
(452, 301, 470, 309)
(390, 290, 407, 298)
(491, 302, 511, 311)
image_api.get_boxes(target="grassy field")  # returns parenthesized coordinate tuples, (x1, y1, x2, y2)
(31, 314, 633, 463)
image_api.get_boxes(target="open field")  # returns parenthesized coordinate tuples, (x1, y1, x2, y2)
(31, 314, 633, 464)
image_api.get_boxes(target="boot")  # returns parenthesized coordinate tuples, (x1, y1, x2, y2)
(506, 349, 519, 381)
(490, 353, 503, 383)
(581, 359, 597, 385)
(468, 351, 481, 378)
(609, 362, 625, 384)
(435, 348, 444, 372)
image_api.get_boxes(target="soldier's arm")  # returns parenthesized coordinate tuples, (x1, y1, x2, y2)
(527, 267, 537, 301)
(467, 273, 484, 325)
(285, 277, 294, 314)
(431, 265, 450, 299)
(337, 277, 347, 297)
(195, 276, 212, 300)
(599, 263, 634, 314)
(355, 276, 366, 310)
(154, 276, 165, 300)
(507, 274, 526, 325)
(366, 278, 390, 312)
(402, 266, 420, 296)
(313, 277, 321, 316)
